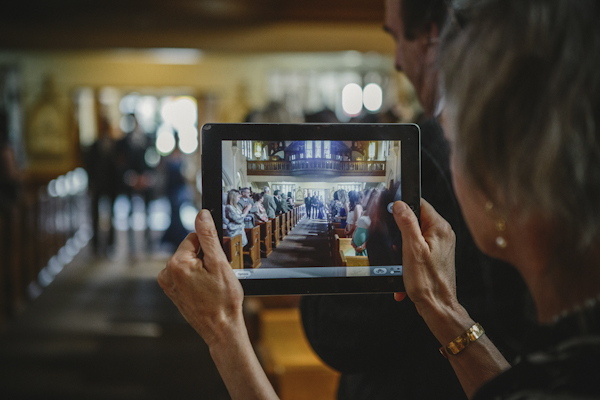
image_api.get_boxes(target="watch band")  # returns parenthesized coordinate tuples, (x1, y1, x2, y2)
(439, 323, 485, 358)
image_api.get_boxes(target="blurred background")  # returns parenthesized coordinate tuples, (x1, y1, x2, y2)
(0, 1, 423, 399)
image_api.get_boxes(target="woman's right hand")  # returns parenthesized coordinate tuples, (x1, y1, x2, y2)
(158, 210, 245, 348)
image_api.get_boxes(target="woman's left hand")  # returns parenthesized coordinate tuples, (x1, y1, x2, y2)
(392, 199, 458, 319)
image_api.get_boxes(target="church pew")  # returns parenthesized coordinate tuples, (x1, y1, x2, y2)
(259, 308, 340, 400)
(259, 221, 273, 257)
(272, 217, 280, 247)
(280, 214, 287, 239)
(223, 235, 243, 269)
(244, 226, 262, 268)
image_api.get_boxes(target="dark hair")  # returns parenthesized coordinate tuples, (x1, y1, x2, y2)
(253, 193, 263, 202)
(333, 191, 339, 201)
(440, 0, 600, 256)
(348, 190, 363, 212)
(401, 0, 448, 40)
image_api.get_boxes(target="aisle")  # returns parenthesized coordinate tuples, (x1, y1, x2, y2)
(0, 234, 230, 400)
(259, 216, 331, 269)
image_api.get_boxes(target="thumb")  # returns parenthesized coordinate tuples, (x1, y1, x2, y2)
(195, 210, 228, 271)
(392, 200, 428, 254)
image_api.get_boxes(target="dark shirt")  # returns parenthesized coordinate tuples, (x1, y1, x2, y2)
(474, 304, 600, 400)
(300, 118, 534, 400)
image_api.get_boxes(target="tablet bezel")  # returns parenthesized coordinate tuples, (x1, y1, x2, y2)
(201, 123, 420, 296)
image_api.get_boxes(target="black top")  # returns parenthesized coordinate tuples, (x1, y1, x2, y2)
(474, 304, 600, 400)
(300, 118, 536, 400)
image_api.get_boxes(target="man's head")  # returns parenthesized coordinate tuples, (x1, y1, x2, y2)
(240, 187, 251, 198)
(384, 0, 448, 116)
(263, 186, 270, 194)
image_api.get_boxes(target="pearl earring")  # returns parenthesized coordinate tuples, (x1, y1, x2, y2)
(485, 201, 507, 249)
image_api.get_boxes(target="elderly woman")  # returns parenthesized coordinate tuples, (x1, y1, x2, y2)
(158, 0, 600, 398)
(224, 189, 252, 247)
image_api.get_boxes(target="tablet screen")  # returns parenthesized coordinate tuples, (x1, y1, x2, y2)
(202, 123, 420, 295)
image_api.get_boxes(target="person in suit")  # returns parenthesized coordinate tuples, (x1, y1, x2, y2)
(304, 194, 311, 218)
(273, 190, 285, 215)
(263, 186, 276, 219)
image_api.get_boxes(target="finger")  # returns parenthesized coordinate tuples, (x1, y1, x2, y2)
(175, 232, 201, 256)
(419, 199, 447, 234)
(393, 201, 426, 246)
(394, 292, 407, 302)
(157, 267, 174, 292)
(195, 210, 229, 270)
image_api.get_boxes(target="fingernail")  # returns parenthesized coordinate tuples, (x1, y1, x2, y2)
(393, 201, 408, 212)
(200, 209, 211, 221)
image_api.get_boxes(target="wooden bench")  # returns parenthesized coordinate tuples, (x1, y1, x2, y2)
(223, 235, 243, 269)
(338, 249, 369, 267)
(244, 226, 261, 268)
(286, 211, 292, 233)
(280, 214, 287, 239)
(272, 217, 280, 247)
(259, 308, 340, 400)
(259, 220, 273, 257)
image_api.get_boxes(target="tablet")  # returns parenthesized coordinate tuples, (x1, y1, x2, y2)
(201, 123, 420, 296)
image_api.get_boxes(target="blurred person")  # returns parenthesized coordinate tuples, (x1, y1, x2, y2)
(263, 186, 276, 219)
(344, 190, 363, 237)
(286, 191, 294, 209)
(317, 196, 325, 220)
(273, 190, 284, 215)
(351, 189, 381, 256)
(160, 138, 192, 250)
(238, 187, 257, 228)
(337, 189, 349, 228)
(0, 110, 20, 214)
(84, 113, 119, 256)
(224, 189, 251, 247)
(329, 190, 342, 219)
(158, 2, 600, 399)
(304, 193, 311, 218)
(252, 193, 269, 224)
(115, 114, 156, 254)
(300, 1, 534, 399)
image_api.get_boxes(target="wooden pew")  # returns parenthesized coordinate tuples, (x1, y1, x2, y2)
(332, 222, 342, 230)
(280, 214, 287, 239)
(287, 211, 292, 233)
(259, 221, 273, 257)
(244, 226, 262, 268)
(334, 228, 347, 239)
(272, 217, 280, 247)
(259, 308, 340, 400)
(223, 235, 243, 269)
(338, 249, 369, 267)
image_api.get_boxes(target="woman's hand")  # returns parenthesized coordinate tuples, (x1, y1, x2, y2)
(392, 199, 459, 319)
(158, 210, 245, 348)
(392, 199, 510, 399)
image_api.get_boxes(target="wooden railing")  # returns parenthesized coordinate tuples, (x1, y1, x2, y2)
(247, 160, 386, 176)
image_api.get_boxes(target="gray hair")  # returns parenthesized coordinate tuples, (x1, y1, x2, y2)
(263, 186, 270, 194)
(440, 0, 600, 255)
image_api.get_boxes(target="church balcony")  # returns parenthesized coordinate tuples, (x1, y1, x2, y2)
(246, 159, 386, 177)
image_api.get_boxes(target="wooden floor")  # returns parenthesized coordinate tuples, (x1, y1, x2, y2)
(0, 231, 230, 400)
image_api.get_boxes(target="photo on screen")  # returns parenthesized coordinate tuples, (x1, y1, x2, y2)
(220, 138, 405, 281)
